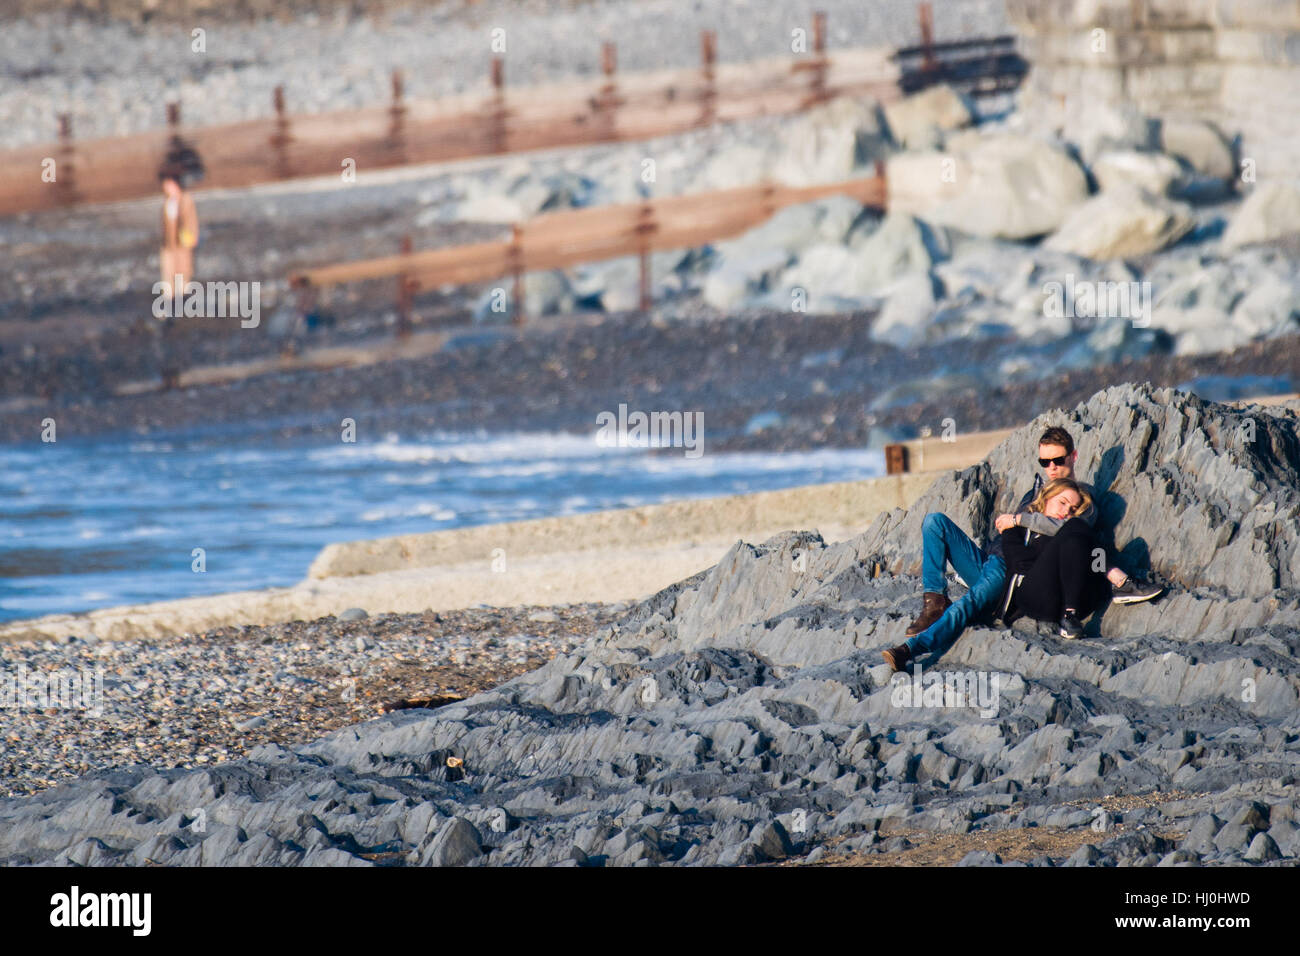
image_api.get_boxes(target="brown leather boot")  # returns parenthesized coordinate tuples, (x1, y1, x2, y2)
(882, 643, 913, 673)
(905, 592, 951, 637)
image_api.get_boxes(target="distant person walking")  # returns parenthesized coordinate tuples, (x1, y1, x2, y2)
(158, 165, 199, 311)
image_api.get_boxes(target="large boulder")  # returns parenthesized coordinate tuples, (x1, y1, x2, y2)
(1090, 150, 1185, 197)
(1146, 250, 1300, 354)
(1159, 117, 1236, 182)
(889, 135, 1090, 240)
(772, 243, 875, 311)
(570, 251, 687, 313)
(1222, 180, 1300, 249)
(882, 84, 973, 151)
(1043, 186, 1196, 260)
(700, 198, 871, 310)
(701, 249, 789, 311)
(869, 270, 939, 347)
(848, 212, 947, 287)
(763, 211, 945, 312)
(772, 96, 889, 186)
(1072, 102, 1159, 165)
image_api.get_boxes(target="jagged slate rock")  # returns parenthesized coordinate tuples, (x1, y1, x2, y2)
(414, 817, 483, 867)
(611, 839, 658, 866)
(1095, 830, 1175, 863)
(1228, 801, 1270, 833)
(1042, 808, 1094, 829)
(805, 845, 827, 864)
(2, 385, 1299, 867)
(956, 849, 1002, 866)
(750, 820, 794, 862)
(879, 836, 913, 853)
(831, 798, 880, 835)
(1244, 832, 1282, 862)
(840, 832, 880, 854)
(1212, 823, 1255, 854)
(56, 838, 125, 866)
(1063, 844, 1107, 867)
(301, 847, 372, 867)
(1157, 850, 1200, 866)
(1265, 820, 1300, 858)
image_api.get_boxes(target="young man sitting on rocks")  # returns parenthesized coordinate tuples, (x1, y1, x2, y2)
(881, 425, 1163, 672)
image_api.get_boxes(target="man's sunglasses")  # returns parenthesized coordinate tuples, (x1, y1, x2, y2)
(1038, 455, 1070, 468)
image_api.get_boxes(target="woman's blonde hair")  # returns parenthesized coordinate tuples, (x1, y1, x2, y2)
(1030, 477, 1090, 518)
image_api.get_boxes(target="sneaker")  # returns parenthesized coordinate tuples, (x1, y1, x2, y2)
(1111, 578, 1165, 605)
(1059, 610, 1085, 640)
(882, 643, 913, 673)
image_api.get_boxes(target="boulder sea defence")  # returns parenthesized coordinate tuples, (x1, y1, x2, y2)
(2, 383, 1299, 866)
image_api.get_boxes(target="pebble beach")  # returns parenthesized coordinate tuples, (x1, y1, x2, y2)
(0, 602, 623, 797)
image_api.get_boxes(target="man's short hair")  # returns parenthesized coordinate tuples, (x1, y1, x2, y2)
(1038, 426, 1075, 455)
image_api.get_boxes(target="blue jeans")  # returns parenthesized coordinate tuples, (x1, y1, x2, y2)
(908, 512, 1007, 657)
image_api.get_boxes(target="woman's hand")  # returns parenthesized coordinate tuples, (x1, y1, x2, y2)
(994, 513, 1018, 533)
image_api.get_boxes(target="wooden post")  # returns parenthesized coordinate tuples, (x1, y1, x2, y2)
(510, 222, 525, 325)
(874, 159, 887, 210)
(489, 56, 507, 155)
(636, 202, 656, 312)
(601, 42, 617, 92)
(884, 443, 909, 475)
(56, 113, 77, 205)
(810, 11, 828, 105)
(919, 2, 936, 77)
(292, 276, 317, 333)
(166, 101, 181, 130)
(699, 30, 716, 127)
(388, 69, 406, 152)
(272, 85, 291, 178)
(596, 41, 620, 142)
(397, 234, 414, 338)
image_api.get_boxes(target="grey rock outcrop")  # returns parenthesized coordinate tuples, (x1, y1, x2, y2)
(2, 384, 1298, 866)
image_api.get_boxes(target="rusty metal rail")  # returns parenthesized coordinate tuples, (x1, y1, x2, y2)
(289, 170, 887, 325)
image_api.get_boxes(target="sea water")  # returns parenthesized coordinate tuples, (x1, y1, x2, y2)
(0, 426, 884, 622)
